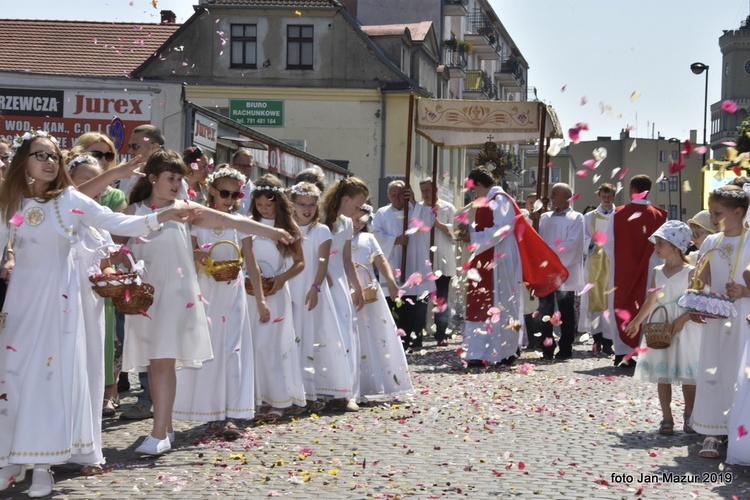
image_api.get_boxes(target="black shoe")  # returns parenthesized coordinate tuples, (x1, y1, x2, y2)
(465, 359, 485, 368)
(555, 352, 572, 360)
(117, 372, 130, 393)
(600, 340, 614, 356)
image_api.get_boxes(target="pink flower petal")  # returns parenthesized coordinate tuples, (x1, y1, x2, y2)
(568, 193, 581, 203)
(737, 424, 748, 439)
(579, 283, 595, 295)
(272, 316, 285, 323)
(464, 178, 475, 190)
(631, 190, 649, 200)
(70, 208, 84, 215)
(617, 167, 630, 181)
(186, 302, 195, 308)
(592, 231, 607, 246)
(722, 100, 739, 114)
(583, 159, 597, 170)
(9, 213, 23, 227)
(575, 169, 588, 178)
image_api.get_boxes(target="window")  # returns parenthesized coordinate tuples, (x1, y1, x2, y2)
(658, 179, 666, 191)
(669, 205, 678, 219)
(671, 150, 679, 161)
(659, 204, 666, 210)
(231, 24, 257, 68)
(659, 150, 666, 162)
(287, 25, 313, 69)
(669, 176, 678, 191)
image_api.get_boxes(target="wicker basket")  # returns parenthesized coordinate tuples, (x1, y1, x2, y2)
(643, 305, 672, 350)
(244, 277, 276, 297)
(89, 272, 139, 299)
(353, 263, 379, 304)
(113, 282, 155, 315)
(206, 240, 243, 282)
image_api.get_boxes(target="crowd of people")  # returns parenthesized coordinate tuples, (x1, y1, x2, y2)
(2, 125, 750, 497)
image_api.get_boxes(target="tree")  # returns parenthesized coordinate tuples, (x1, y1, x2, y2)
(736, 116, 750, 154)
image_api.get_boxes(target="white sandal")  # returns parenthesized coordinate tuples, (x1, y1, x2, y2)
(699, 437, 720, 458)
(0, 465, 26, 491)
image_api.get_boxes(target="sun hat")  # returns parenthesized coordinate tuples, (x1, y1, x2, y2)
(686, 210, 716, 234)
(648, 220, 692, 253)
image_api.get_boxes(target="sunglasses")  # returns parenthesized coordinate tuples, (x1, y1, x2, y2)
(29, 151, 60, 162)
(87, 150, 116, 162)
(217, 189, 241, 200)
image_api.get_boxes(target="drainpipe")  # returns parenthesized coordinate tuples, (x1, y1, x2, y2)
(379, 86, 386, 181)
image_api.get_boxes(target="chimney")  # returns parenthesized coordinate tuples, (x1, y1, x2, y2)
(161, 10, 177, 24)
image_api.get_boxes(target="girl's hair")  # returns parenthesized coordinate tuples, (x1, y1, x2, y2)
(289, 182, 322, 230)
(65, 147, 101, 174)
(0, 134, 73, 222)
(656, 236, 690, 264)
(182, 145, 204, 165)
(73, 132, 116, 157)
(250, 174, 300, 257)
(129, 149, 189, 205)
(206, 167, 245, 211)
(708, 176, 750, 216)
(294, 167, 327, 192)
(355, 202, 374, 233)
(320, 176, 369, 229)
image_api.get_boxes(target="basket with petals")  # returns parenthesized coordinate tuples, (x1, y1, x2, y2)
(678, 289, 736, 319)
(643, 305, 672, 350)
(89, 272, 139, 299)
(204, 240, 243, 282)
(113, 282, 155, 315)
(353, 263, 379, 304)
(244, 277, 276, 297)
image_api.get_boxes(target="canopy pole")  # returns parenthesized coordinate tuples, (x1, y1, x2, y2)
(429, 144, 439, 262)
(534, 103, 547, 231)
(401, 93, 415, 284)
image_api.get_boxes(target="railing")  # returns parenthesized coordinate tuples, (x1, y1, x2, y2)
(465, 70, 496, 99)
(468, 9, 499, 47)
(526, 87, 538, 101)
(444, 0, 468, 6)
(443, 47, 467, 69)
(500, 58, 525, 87)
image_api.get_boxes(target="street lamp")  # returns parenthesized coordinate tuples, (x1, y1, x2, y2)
(690, 62, 709, 165)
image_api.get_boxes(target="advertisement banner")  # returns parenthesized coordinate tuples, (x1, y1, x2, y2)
(193, 112, 218, 152)
(0, 88, 152, 151)
(229, 99, 284, 127)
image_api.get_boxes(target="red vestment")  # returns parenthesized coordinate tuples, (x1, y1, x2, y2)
(465, 196, 497, 322)
(613, 203, 667, 347)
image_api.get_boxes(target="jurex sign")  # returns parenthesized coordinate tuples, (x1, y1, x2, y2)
(0, 88, 152, 150)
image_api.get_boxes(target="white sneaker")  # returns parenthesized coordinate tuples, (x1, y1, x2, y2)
(28, 468, 53, 498)
(135, 435, 171, 455)
(0, 464, 26, 491)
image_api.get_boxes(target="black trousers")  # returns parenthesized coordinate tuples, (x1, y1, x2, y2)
(387, 295, 428, 349)
(433, 275, 451, 341)
(538, 290, 576, 358)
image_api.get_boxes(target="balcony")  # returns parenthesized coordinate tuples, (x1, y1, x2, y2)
(443, 0, 468, 17)
(465, 10, 501, 59)
(495, 57, 525, 90)
(443, 47, 467, 73)
(464, 69, 496, 100)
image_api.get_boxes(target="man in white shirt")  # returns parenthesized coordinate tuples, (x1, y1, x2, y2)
(232, 149, 256, 215)
(372, 180, 435, 350)
(118, 124, 167, 200)
(419, 178, 456, 346)
(538, 183, 585, 360)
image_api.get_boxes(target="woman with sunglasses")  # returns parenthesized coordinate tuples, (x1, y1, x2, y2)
(172, 167, 257, 439)
(183, 146, 210, 205)
(73, 133, 126, 213)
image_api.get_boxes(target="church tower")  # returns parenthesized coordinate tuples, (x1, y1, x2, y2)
(712, 14, 750, 156)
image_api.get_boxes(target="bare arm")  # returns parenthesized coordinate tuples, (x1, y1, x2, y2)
(305, 239, 331, 311)
(624, 270, 659, 337)
(187, 200, 293, 244)
(77, 156, 145, 199)
(267, 239, 304, 295)
(344, 240, 364, 311)
(373, 253, 400, 298)
(241, 237, 270, 323)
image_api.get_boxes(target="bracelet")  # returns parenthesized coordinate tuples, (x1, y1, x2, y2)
(5, 248, 13, 254)
(311, 283, 321, 292)
(144, 214, 159, 233)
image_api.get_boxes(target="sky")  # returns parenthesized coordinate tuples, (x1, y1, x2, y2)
(2, 0, 748, 146)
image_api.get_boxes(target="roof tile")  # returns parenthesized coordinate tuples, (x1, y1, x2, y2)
(201, 0, 340, 6)
(0, 20, 179, 77)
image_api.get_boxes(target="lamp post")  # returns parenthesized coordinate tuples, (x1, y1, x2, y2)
(668, 137, 682, 220)
(690, 62, 709, 164)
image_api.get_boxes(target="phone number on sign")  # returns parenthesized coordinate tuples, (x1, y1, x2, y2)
(610, 472, 732, 484)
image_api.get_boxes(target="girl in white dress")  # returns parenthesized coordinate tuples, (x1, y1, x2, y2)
(625, 221, 702, 436)
(172, 167, 255, 439)
(686, 180, 750, 459)
(288, 182, 353, 412)
(0, 132, 193, 497)
(119, 152, 295, 456)
(243, 174, 306, 422)
(320, 178, 368, 411)
(351, 204, 414, 401)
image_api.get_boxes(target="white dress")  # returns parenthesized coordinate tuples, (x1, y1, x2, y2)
(122, 202, 213, 372)
(633, 265, 702, 384)
(327, 216, 359, 396)
(244, 219, 306, 409)
(288, 223, 352, 400)
(73, 225, 116, 465)
(352, 231, 414, 400)
(0, 188, 161, 467)
(172, 226, 255, 422)
(691, 232, 750, 436)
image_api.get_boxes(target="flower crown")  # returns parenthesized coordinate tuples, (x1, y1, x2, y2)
(289, 183, 321, 198)
(253, 185, 283, 194)
(208, 168, 247, 186)
(66, 154, 99, 172)
(359, 203, 373, 214)
(712, 183, 750, 199)
(9, 130, 59, 161)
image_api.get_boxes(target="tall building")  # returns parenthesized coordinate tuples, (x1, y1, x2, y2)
(712, 14, 750, 159)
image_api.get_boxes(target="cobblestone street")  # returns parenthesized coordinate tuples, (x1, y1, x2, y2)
(3, 339, 749, 499)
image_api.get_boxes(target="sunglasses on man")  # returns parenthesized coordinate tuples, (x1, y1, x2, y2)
(87, 150, 116, 162)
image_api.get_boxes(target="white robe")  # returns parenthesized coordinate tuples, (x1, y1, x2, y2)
(578, 205, 614, 333)
(418, 200, 457, 277)
(372, 203, 436, 298)
(462, 186, 524, 362)
(538, 208, 585, 292)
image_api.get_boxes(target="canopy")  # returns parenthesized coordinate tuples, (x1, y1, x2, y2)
(415, 98, 561, 148)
